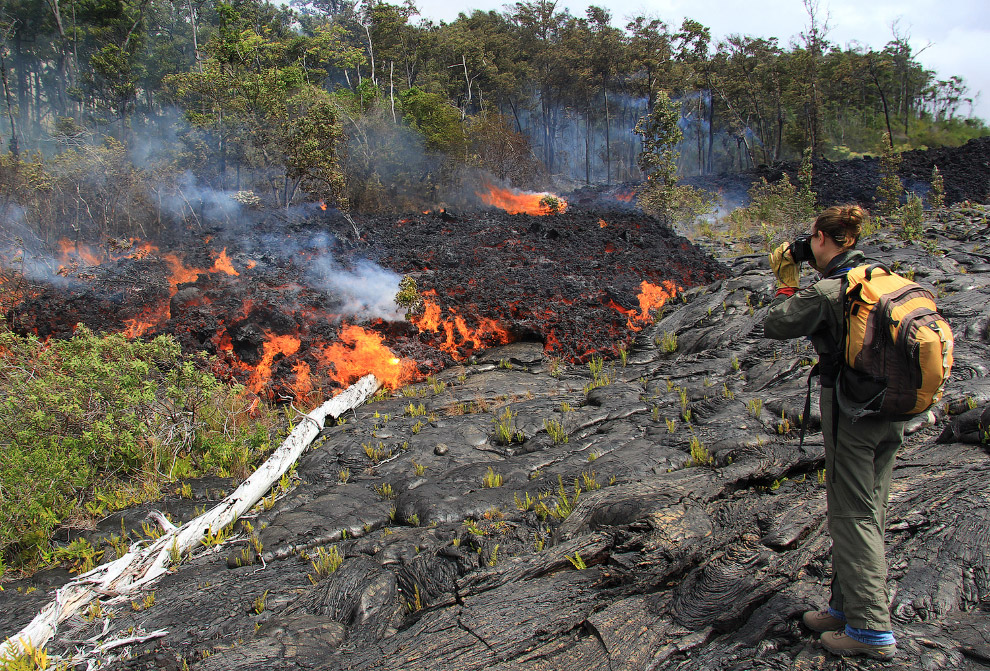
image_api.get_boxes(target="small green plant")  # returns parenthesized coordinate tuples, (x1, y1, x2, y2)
(898, 192, 925, 241)
(395, 275, 422, 315)
(747, 398, 763, 419)
(666, 418, 676, 433)
(617, 343, 629, 367)
(966, 396, 978, 410)
(816, 469, 826, 484)
(731, 356, 740, 372)
(930, 165, 945, 210)
(52, 537, 103, 574)
(411, 420, 425, 435)
(309, 545, 343, 581)
(539, 194, 562, 214)
(363, 442, 392, 463)
(406, 513, 420, 527)
(875, 133, 904, 217)
(548, 357, 562, 378)
(411, 460, 427, 476)
(544, 418, 568, 444)
(657, 330, 678, 353)
(463, 518, 485, 535)
(688, 435, 714, 467)
(482, 466, 503, 488)
(492, 407, 524, 445)
(514, 491, 537, 511)
(777, 410, 792, 434)
(374, 482, 397, 500)
(252, 590, 269, 615)
(587, 451, 598, 462)
(580, 470, 600, 491)
(427, 376, 446, 394)
(488, 544, 499, 567)
(405, 402, 427, 417)
(405, 584, 424, 613)
(338, 468, 351, 484)
(568, 552, 587, 569)
(201, 525, 231, 548)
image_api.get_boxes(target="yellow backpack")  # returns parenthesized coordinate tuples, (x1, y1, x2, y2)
(837, 264, 954, 419)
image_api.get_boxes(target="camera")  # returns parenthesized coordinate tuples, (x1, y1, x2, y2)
(789, 235, 814, 263)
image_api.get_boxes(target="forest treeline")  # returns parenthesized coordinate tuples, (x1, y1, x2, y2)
(0, 0, 987, 226)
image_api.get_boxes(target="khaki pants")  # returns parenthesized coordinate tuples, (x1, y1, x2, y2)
(820, 390, 905, 631)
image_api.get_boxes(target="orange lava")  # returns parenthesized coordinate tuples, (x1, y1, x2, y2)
(247, 332, 302, 395)
(476, 183, 568, 215)
(614, 190, 635, 203)
(620, 280, 679, 331)
(411, 298, 511, 359)
(315, 324, 416, 390)
(57, 239, 104, 268)
(211, 248, 238, 276)
(599, 219, 608, 228)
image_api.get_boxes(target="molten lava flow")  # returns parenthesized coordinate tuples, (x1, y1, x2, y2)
(57, 239, 104, 268)
(314, 324, 416, 390)
(292, 360, 313, 399)
(614, 190, 635, 203)
(248, 332, 302, 396)
(411, 297, 511, 359)
(476, 183, 568, 215)
(599, 219, 608, 228)
(619, 280, 679, 331)
(123, 303, 168, 339)
(211, 248, 238, 276)
(163, 253, 205, 295)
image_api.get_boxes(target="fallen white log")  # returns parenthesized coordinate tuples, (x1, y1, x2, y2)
(1, 374, 382, 661)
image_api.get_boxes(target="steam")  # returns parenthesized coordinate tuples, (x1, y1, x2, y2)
(307, 255, 404, 321)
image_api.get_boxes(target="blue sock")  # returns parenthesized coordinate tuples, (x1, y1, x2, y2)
(827, 607, 846, 622)
(845, 625, 896, 646)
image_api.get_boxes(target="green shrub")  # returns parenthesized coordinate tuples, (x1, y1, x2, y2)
(0, 323, 275, 568)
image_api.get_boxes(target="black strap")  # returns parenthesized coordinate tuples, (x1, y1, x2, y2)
(798, 363, 819, 451)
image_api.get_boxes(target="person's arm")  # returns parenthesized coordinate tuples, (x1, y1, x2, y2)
(764, 284, 834, 340)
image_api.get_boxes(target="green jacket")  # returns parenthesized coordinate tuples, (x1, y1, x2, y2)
(764, 249, 866, 380)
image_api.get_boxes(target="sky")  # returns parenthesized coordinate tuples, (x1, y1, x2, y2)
(409, 0, 990, 123)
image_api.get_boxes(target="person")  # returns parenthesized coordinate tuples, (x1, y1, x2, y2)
(764, 204, 902, 661)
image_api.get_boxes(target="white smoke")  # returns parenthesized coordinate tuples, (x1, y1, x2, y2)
(307, 254, 404, 321)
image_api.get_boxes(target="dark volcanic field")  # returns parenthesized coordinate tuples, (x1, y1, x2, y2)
(1, 141, 990, 670)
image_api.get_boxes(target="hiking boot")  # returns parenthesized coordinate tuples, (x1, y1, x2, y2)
(821, 630, 897, 660)
(801, 609, 845, 632)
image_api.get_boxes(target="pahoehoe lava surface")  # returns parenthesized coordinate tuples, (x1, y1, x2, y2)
(1, 141, 990, 670)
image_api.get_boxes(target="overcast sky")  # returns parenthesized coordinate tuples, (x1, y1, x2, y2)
(409, 0, 989, 123)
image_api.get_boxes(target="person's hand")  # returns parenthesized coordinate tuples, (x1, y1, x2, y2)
(769, 242, 800, 289)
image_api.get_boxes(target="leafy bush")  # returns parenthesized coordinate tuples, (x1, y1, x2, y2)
(0, 323, 276, 569)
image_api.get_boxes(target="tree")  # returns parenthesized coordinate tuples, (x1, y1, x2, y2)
(634, 90, 681, 220)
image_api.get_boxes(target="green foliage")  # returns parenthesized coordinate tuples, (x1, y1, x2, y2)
(543, 418, 568, 444)
(400, 86, 467, 155)
(0, 324, 274, 568)
(930, 166, 945, 210)
(482, 466, 503, 488)
(688, 434, 714, 467)
(309, 545, 343, 581)
(657, 330, 678, 353)
(635, 90, 710, 223)
(492, 407, 524, 445)
(728, 149, 817, 243)
(898, 192, 925, 241)
(875, 134, 905, 217)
